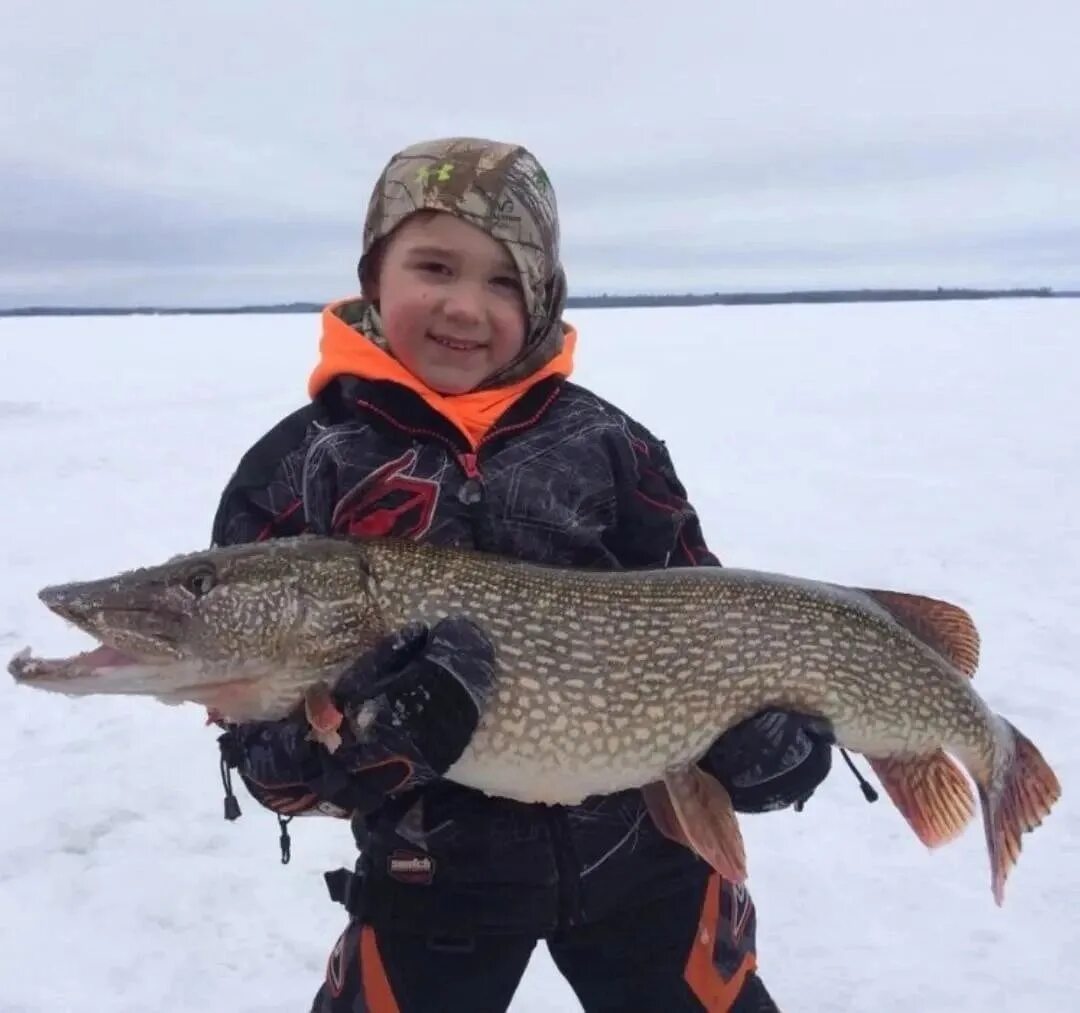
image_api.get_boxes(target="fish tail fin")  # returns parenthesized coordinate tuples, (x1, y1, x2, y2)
(979, 718, 1060, 906)
(643, 767, 747, 883)
(866, 750, 976, 847)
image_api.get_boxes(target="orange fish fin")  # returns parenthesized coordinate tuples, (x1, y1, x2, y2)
(643, 768, 747, 883)
(980, 719, 1061, 906)
(642, 780, 685, 843)
(304, 682, 344, 753)
(867, 750, 976, 847)
(862, 589, 980, 677)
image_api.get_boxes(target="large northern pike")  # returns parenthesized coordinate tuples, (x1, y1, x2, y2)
(8, 535, 1061, 904)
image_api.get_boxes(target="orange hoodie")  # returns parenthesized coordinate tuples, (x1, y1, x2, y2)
(308, 300, 577, 450)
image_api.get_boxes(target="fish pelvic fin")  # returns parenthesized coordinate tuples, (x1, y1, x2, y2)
(862, 590, 980, 677)
(980, 718, 1061, 907)
(642, 767, 747, 883)
(867, 751, 976, 847)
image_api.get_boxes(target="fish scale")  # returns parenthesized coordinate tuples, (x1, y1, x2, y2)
(357, 540, 989, 798)
(8, 534, 1062, 905)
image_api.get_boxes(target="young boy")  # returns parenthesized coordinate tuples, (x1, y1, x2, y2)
(213, 137, 832, 1012)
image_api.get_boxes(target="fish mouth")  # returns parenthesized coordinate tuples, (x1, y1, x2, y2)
(28, 582, 186, 677)
(8, 644, 268, 717)
(7, 643, 193, 700)
(9, 644, 142, 684)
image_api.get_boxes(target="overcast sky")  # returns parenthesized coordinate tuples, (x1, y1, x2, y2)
(3, 0, 1078, 307)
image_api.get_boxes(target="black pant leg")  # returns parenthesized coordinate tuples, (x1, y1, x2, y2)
(547, 874, 778, 1013)
(310, 917, 537, 1013)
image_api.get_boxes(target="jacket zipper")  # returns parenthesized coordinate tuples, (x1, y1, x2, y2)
(358, 387, 583, 924)
(544, 808, 581, 929)
(458, 451, 481, 479)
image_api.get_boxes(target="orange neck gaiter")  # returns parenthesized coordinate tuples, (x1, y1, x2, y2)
(308, 300, 576, 449)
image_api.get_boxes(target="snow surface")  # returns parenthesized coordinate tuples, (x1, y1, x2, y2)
(1, 300, 1077, 1011)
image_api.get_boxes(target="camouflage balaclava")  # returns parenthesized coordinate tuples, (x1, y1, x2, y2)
(356, 136, 568, 389)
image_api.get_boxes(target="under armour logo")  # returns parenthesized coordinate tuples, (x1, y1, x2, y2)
(417, 162, 455, 185)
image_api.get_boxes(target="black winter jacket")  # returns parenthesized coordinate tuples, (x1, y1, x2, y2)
(213, 372, 832, 934)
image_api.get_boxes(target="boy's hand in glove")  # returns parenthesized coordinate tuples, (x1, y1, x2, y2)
(326, 616, 497, 782)
(218, 617, 497, 819)
(702, 710, 834, 813)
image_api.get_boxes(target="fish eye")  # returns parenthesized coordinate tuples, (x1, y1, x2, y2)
(183, 566, 217, 597)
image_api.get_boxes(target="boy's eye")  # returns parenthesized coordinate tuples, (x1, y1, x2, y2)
(492, 275, 522, 292)
(416, 261, 451, 275)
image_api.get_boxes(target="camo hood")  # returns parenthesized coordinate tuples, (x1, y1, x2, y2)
(355, 136, 568, 389)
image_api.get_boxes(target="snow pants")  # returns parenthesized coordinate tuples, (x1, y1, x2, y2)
(309, 873, 780, 1012)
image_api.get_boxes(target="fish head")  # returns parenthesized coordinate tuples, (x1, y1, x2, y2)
(9, 536, 387, 718)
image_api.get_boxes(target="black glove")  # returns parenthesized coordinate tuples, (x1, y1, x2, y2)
(331, 616, 497, 783)
(217, 616, 496, 819)
(702, 710, 834, 813)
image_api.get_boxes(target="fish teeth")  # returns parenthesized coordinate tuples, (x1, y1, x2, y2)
(8, 647, 41, 678)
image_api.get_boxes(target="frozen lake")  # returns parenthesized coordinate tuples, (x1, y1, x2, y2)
(1, 298, 1077, 1011)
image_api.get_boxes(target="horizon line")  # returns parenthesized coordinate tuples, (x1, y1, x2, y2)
(1, 285, 1075, 317)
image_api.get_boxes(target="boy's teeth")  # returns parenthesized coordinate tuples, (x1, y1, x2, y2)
(432, 334, 478, 350)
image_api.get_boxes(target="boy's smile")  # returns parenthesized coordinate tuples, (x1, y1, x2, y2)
(367, 212, 528, 394)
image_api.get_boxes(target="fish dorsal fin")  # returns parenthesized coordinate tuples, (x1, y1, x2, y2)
(862, 590, 980, 678)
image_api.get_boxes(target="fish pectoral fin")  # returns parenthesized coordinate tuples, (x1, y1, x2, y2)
(304, 682, 344, 753)
(643, 767, 747, 883)
(867, 750, 976, 848)
(861, 589, 980, 678)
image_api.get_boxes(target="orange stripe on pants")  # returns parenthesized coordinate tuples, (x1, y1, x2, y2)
(683, 875, 756, 1011)
(359, 925, 402, 1013)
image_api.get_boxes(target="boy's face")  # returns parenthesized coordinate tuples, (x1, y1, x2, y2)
(369, 212, 528, 394)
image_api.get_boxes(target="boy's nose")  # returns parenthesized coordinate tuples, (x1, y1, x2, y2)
(442, 284, 484, 324)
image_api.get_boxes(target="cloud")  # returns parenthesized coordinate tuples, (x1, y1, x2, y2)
(2, 0, 1078, 305)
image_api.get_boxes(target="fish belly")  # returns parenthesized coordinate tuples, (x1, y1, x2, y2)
(443, 685, 717, 805)
(444, 748, 673, 805)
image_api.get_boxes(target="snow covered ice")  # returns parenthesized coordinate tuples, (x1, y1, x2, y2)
(1, 299, 1077, 1011)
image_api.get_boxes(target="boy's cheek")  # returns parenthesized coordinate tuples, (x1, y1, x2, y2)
(382, 303, 428, 351)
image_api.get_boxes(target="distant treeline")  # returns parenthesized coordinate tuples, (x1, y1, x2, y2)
(1, 287, 1073, 317)
(573, 286, 1062, 308)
